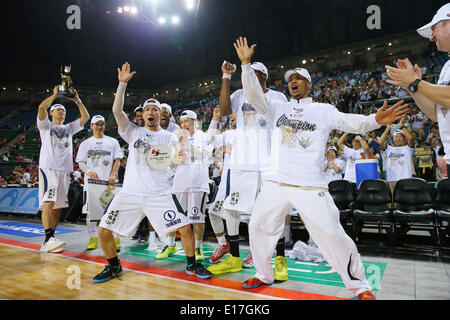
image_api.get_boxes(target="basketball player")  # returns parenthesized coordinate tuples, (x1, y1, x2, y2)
(208, 59, 288, 275)
(160, 103, 181, 132)
(75, 115, 123, 251)
(37, 86, 90, 253)
(234, 37, 409, 299)
(93, 62, 211, 282)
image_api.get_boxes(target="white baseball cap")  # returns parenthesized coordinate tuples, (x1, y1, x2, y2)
(50, 104, 66, 113)
(134, 105, 143, 113)
(284, 68, 312, 83)
(328, 146, 338, 153)
(251, 62, 269, 79)
(143, 98, 161, 110)
(91, 115, 105, 124)
(180, 110, 197, 120)
(393, 130, 405, 138)
(160, 103, 172, 115)
(417, 3, 450, 38)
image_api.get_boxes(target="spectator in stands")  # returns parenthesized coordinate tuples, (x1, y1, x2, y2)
(437, 146, 447, 178)
(338, 133, 370, 184)
(23, 168, 31, 184)
(324, 146, 345, 185)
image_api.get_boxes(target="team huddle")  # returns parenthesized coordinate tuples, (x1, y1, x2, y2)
(37, 37, 413, 300)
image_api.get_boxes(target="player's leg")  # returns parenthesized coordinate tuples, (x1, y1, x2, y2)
(208, 212, 229, 263)
(190, 192, 207, 260)
(242, 181, 290, 288)
(292, 189, 374, 298)
(147, 221, 158, 251)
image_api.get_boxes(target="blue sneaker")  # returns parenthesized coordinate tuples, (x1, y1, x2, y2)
(93, 264, 123, 283)
(186, 263, 212, 279)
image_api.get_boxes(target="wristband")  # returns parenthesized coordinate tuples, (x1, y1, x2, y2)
(75, 98, 82, 105)
(222, 73, 232, 80)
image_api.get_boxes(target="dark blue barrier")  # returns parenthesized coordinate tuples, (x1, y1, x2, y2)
(0, 188, 39, 215)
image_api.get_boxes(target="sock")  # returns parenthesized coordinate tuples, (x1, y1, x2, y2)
(276, 237, 285, 257)
(149, 231, 156, 243)
(87, 220, 97, 238)
(168, 234, 176, 247)
(228, 235, 240, 257)
(107, 256, 120, 267)
(217, 235, 227, 245)
(284, 225, 291, 242)
(195, 240, 202, 249)
(186, 255, 195, 266)
(209, 213, 225, 234)
(44, 228, 54, 243)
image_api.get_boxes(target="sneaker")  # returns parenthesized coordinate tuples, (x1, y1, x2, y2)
(242, 277, 272, 289)
(209, 242, 230, 263)
(195, 248, 205, 261)
(185, 263, 212, 279)
(274, 256, 288, 282)
(131, 231, 140, 240)
(92, 264, 123, 283)
(243, 252, 253, 268)
(146, 241, 159, 251)
(156, 245, 177, 259)
(207, 254, 242, 275)
(40, 237, 66, 253)
(115, 237, 121, 252)
(358, 290, 377, 300)
(86, 237, 98, 250)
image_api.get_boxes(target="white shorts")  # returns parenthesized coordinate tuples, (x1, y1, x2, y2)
(99, 192, 190, 238)
(175, 192, 207, 224)
(39, 168, 70, 210)
(223, 169, 262, 216)
(208, 168, 231, 219)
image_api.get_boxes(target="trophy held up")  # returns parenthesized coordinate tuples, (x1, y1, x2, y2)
(58, 65, 76, 98)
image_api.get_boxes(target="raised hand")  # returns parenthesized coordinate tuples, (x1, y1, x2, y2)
(118, 62, 136, 84)
(233, 37, 256, 65)
(385, 58, 420, 88)
(212, 107, 221, 121)
(222, 61, 236, 75)
(375, 100, 410, 125)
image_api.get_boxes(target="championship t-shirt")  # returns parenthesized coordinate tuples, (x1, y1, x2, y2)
(342, 146, 366, 183)
(382, 145, 415, 182)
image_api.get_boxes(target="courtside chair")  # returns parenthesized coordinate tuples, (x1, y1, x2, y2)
(352, 179, 394, 245)
(328, 180, 355, 238)
(434, 178, 450, 247)
(392, 178, 439, 248)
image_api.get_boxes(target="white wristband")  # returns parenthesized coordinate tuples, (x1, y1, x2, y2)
(75, 98, 82, 105)
(222, 73, 232, 80)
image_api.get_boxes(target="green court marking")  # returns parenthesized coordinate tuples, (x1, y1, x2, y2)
(122, 243, 386, 290)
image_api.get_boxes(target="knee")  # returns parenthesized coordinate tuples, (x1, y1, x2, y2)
(98, 226, 112, 239)
(177, 225, 193, 237)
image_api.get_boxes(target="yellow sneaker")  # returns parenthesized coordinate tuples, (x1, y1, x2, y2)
(86, 237, 98, 250)
(195, 248, 205, 261)
(207, 254, 242, 275)
(274, 256, 288, 281)
(156, 245, 178, 259)
(115, 237, 121, 252)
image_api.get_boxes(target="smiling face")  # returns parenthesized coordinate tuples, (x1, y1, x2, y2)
(431, 20, 450, 52)
(288, 73, 312, 100)
(143, 105, 161, 130)
(160, 108, 171, 129)
(393, 133, 406, 147)
(50, 107, 66, 124)
(135, 111, 144, 127)
(90, 121, 105, 138)
(180, 117, 195, 134)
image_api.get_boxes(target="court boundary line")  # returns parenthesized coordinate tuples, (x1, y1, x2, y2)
(0, 237, 346, 300)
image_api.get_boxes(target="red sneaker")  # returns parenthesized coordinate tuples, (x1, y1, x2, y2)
(242, 277, 272, 289)
(209, 242, 230, 263)
(243, 251, 253, 268)
(358, 290, 377, 300)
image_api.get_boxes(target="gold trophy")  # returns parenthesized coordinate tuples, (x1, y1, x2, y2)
(58, 65, 76, 98)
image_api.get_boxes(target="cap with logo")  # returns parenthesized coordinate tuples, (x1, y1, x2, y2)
(417, 3, 450, 38)
(50, 104, 66, 113)
(284, 68, 312, 83)
(180, 110, 197, 120)
(251, 62, 269, 80)
(91, 115, 105, 124)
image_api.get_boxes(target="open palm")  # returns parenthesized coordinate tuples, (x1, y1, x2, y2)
(375, 100, 409, 125)
(118, 62, 136, 83)
(233, 37, 256, 65)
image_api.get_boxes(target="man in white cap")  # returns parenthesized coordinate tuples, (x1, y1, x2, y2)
(234, 37, 409, 299)
(324, 146, 345, 185)
(133, 105, 144, 127)
(385, 3, 450, 180)
(76, 115, 123, 251)
(211, 58, 288, 276)
(37, 85, 90, 252)
(93, 62, 211, 283)
(160, 103, 181, 132)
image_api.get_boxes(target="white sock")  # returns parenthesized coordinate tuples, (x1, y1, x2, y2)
(168, 234, 176, 247)
(195, 240, 202, 249)
(217, 235, 227, 245)
(86, 220, 97, 238)
(149, 231, 156, 243)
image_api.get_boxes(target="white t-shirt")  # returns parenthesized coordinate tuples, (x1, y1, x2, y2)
(37, 116, 83, 172)
(119, 122, 178, 196)
(23, 172, 31, 183)
(342, 146, 366, 183)
(75, 135, 123, 183)
(436, 59, 450, 164)
(229, 88, 288, 171)
(382, 145, 415, 182)
(172, 130, 212, 193)
(324, 158, 345, 185)
(166, 122, 180, 133)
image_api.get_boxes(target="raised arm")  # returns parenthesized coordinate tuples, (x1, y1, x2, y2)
(68, 90, 90, 126)
(38, 85, 59, 121)
(337, 132, 348, 151)
(402, 126, 414, 148)
(113, 62, 136, 132)
(379, 125, 391, 151)
(219, 61, 236, 116)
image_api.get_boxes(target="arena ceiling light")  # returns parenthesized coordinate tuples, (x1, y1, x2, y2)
(158, 16, 166, 24)
(186, 0, 195, 10)
(171, 15, 180, 24)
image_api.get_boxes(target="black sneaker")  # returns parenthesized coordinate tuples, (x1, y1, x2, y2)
(131, 231, 140, 240)
(186, 262, 212, 279)
(93, 264, 123, 283)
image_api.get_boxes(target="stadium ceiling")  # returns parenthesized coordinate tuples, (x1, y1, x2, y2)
(0, 0, 447, 90)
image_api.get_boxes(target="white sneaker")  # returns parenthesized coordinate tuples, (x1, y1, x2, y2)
(40, 237, 66, 253)
(146, 241, 159, 251)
